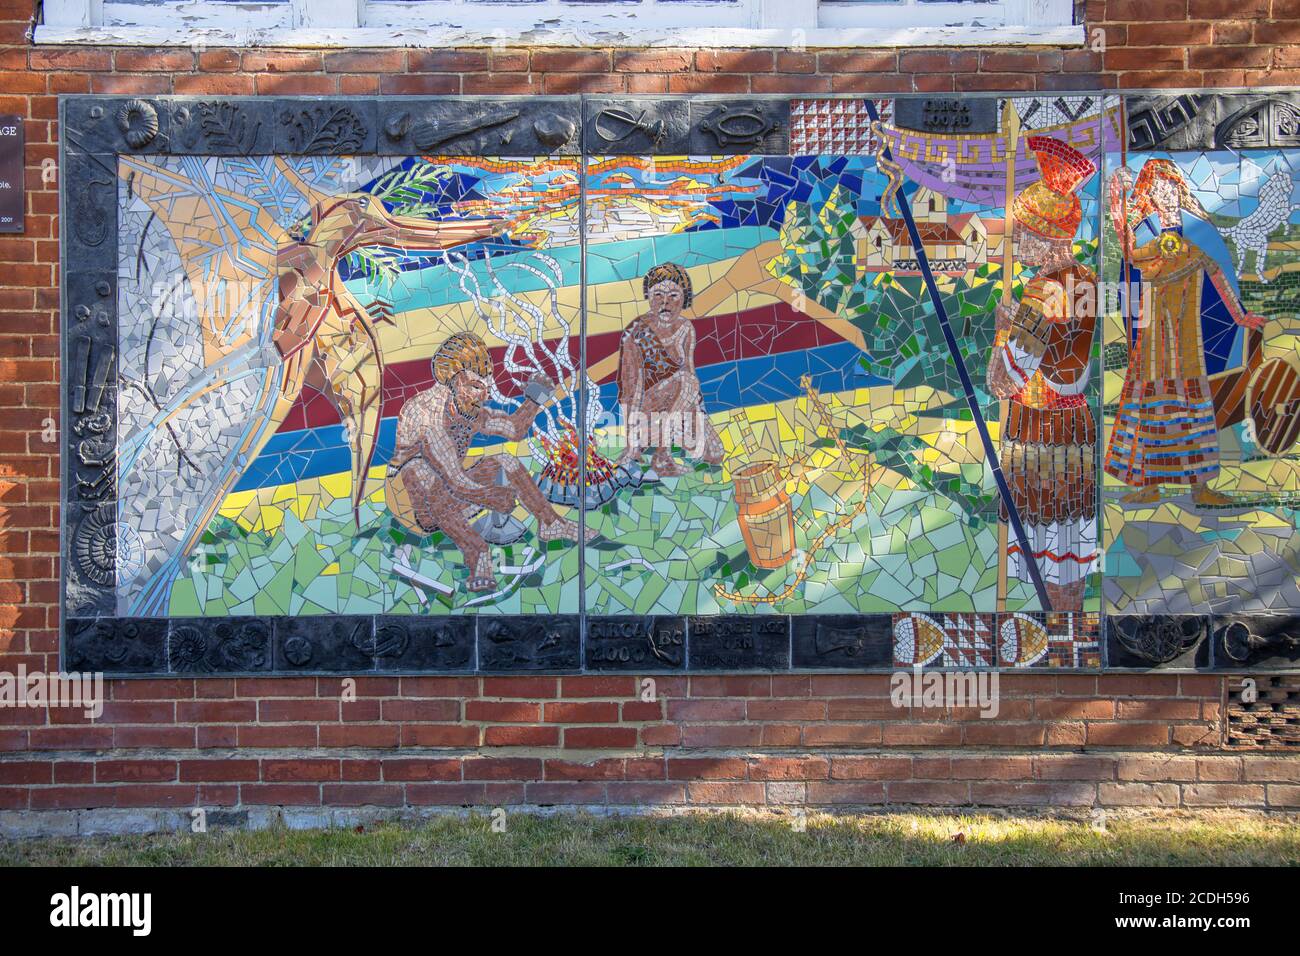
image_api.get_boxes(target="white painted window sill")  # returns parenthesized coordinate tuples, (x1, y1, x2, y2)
(32, 24, 1087, 50)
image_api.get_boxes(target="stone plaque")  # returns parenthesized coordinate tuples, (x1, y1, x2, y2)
(586, 616, 686, 671)
(1106, 615, 1211, 670)
(688, 616, 790, 671)
(373, 616, 476, 672)
(792, 615, 892, 669)
(1211, 615, 1300, 670)
(479, 615, 580, 672)
(893, 96, 998, 134)
(0, 115, 21, 233)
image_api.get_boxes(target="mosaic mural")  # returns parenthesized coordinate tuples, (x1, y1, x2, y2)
(582, 98, 1108, 621)
(1101, 96, 1300, 622)
(115, 153, 586, 619)
(59, 93, 1300, 674)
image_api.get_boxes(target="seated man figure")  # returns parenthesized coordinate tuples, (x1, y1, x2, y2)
(385, 332, 594, 593)
(615, 262, 724, 477)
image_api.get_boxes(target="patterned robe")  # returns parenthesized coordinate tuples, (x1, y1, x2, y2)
(1104, 229, 1220, 486)
(995, 263, 1099, 587)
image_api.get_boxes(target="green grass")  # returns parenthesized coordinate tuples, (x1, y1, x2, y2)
(4, 810, 1298, 866)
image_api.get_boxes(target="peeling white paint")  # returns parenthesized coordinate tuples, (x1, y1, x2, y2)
(37, 0, 1083, 48)
(34, 23, 1086, 49)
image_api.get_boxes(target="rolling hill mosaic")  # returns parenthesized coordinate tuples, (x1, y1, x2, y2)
(60, 93, 1300, 673)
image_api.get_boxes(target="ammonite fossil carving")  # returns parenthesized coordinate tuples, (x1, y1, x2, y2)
(117, 98, 159, 149)
(169, 625, 208, 671)
(72, 503, 117, 587)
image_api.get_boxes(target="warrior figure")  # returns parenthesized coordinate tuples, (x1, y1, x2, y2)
(987, 136, 1101, 611)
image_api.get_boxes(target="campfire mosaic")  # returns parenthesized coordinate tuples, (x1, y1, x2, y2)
(111, 153, 586, 618)
(60, 93, 1300, 673)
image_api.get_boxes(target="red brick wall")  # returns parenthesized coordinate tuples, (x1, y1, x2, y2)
(3, 674, 1298, 812)
(3, 0, 1300, 820)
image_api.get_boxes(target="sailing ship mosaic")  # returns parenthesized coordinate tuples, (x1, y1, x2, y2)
(60, 92, 1300, 673)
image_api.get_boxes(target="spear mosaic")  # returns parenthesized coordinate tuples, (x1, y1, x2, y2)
(863, 98, 1053, 611)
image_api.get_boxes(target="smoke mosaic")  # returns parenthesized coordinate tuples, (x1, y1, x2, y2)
(57, 92, 1300, 675)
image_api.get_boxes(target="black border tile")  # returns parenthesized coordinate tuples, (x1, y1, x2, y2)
(688, 615, 791, 671)
(585, 616, 686, 671)
(791, 615, 893, 669)
(273, 616, 378, 673)
(1210, 614, 1300, 670)
(372, 615, 477, 672)
(478, 615, 581, 672)
(1105, 615, 1212, 670)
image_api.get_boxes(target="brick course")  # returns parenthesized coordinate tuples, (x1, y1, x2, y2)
(2, 0, 1300, 821)
(0, 672, 1268, 810)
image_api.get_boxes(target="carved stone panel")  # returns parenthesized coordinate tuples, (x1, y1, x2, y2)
(791, 615, 892, 669)
(65, 618, 168, 673)
(1125, 93, 1212, 150)
(1214, 95, 1300, 149)
(274, 101, 378, 155)
(273, 617, 377, 672)
(62, 151, 117, 258)
(1211, 615, 1300, 670)
(584, 98, 690, 154)
(372, 616, 476, 672)
(382, 98, 581, 156)
(65, 97, 170, 155)
(689, 98, 789, 154)
(586, 616, 686, 671)
(166, 617, 273, 673)
(688, 616, 790, 670)
(1126, 92, 1300, 150)
(1105, 615, 1211, 669)
(168, 99, 278, 155)
(893, 96, 999, 134)
(479, 615, 581, 672)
